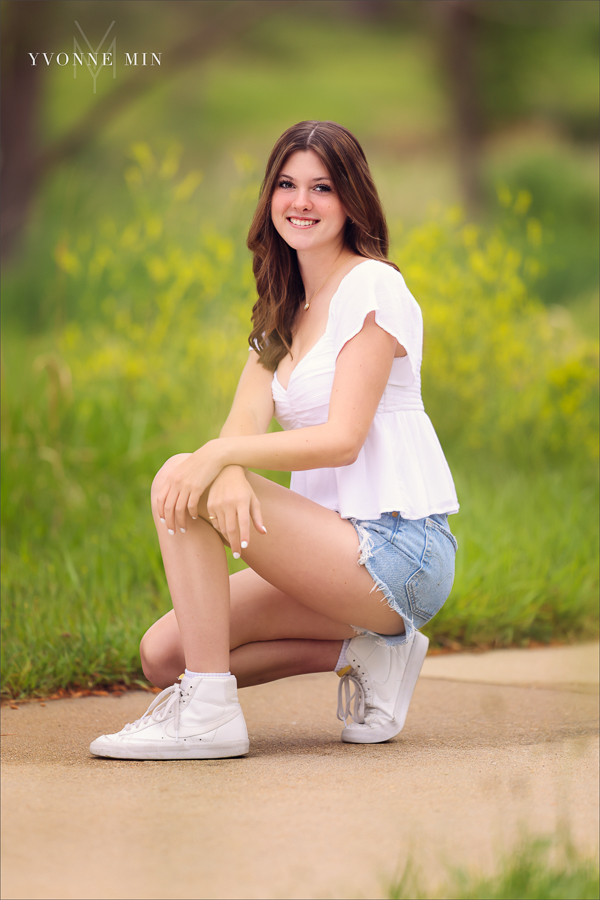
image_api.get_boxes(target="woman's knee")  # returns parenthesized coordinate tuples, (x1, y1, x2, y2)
(150, 453, 192, 501)
(139, 622, 183, 686)
(139, 630, 162, 683)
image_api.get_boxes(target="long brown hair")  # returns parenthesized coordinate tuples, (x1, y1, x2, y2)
(247, 120, 398, 371)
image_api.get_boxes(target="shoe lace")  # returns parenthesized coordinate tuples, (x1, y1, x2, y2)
(336, 672, 366, 727)
(122, 682, 183, 740)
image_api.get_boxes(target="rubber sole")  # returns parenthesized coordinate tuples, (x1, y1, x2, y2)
(341, 631, 430, 744)
(89, 738, 250, 760)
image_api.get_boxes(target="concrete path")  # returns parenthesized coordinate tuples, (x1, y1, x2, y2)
(2, 642, 598, 900)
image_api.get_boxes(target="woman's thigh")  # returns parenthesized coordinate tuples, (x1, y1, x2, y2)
(230, 567, 358, 645)
(196, 471, 405, 637)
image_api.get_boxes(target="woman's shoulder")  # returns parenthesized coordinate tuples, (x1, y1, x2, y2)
(341, 258, 418, 311)
(330, 257, 421, 351)
(345, 258, 409, 293)
(328, 259, 423, 358)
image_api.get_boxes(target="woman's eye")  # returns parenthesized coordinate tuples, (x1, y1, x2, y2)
(278, 180, 294, 189)
(314, 184, 332, 193)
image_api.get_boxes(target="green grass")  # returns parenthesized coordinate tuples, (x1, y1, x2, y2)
(423, 457, 599, 649)
(387, 833, 600, 900)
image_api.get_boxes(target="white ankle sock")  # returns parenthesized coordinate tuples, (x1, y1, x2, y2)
(334, 639, 350, 672)
(180, 668, 231, 691)
(184, 668, 231, 679)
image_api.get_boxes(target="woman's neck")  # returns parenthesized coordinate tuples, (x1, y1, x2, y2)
(297, 243, 355, 302)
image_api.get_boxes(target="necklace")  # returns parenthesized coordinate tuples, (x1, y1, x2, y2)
(303, 257, 349, 311)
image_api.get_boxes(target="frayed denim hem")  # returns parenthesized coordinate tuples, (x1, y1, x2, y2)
(349, 518, 416, 648)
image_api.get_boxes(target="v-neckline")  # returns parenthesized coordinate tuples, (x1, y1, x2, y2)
(273, 331, 329, 393)
(274, 259, 372, 393)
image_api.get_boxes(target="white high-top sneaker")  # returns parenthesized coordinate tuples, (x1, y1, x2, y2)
(337, 631, 429, 743)
(89, 674, 249, 760)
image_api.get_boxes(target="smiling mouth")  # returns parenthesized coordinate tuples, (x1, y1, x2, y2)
(288, 217, 319, 227)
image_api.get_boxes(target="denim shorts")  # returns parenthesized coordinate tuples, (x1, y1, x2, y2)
(349, 511, 458, 647)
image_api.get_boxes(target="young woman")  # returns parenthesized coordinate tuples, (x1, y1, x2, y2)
(90, 121, 459, 760)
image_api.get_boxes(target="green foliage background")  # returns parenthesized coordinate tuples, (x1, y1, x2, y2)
(1, 2, 598, 697)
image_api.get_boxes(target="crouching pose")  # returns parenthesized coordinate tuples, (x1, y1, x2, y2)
(90, 120, 459, 760)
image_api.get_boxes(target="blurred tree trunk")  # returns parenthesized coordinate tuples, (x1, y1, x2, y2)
(0, 0, 284, 265)
(432, 0, 485, 216)
(0, 2, 53, 263)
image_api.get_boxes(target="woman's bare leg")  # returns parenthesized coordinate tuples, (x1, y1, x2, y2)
(151, 455, 232, 673)
(140, 568, 353, 688)
(148, 455, 404, 684)
(230, 639, 342, 687)
(142, 631, 343, 690)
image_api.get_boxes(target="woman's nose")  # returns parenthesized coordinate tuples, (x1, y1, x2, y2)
(292, 189, 312, 210)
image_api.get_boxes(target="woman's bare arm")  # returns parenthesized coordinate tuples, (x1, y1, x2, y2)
(218, 349, 275, 440)
(215, 313, 396, 471)
(203, 350, 274, 547)
(156, 314, 398, 537)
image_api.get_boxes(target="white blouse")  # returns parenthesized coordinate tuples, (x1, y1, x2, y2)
(271, 259, 459, 521)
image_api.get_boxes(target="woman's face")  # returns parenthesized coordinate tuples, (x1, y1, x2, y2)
(270, 150, 348, 255)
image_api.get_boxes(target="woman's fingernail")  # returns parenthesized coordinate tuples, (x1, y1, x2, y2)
(262, 526, 268, 534)
(180, 528, 186, 534)
(232, 552, 241, 560)
(191, 516, 197, 520)
(241, 541, 248, 549)
(160, 518, 165, 524)
(168, 529, 175, 536)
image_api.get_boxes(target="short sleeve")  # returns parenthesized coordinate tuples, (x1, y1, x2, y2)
(330, 260, 423, 383)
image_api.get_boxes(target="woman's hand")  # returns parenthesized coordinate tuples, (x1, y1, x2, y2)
(155, 446, 266, 556)
(206, 465, 266, 557)
(155, 441, 225, 533)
